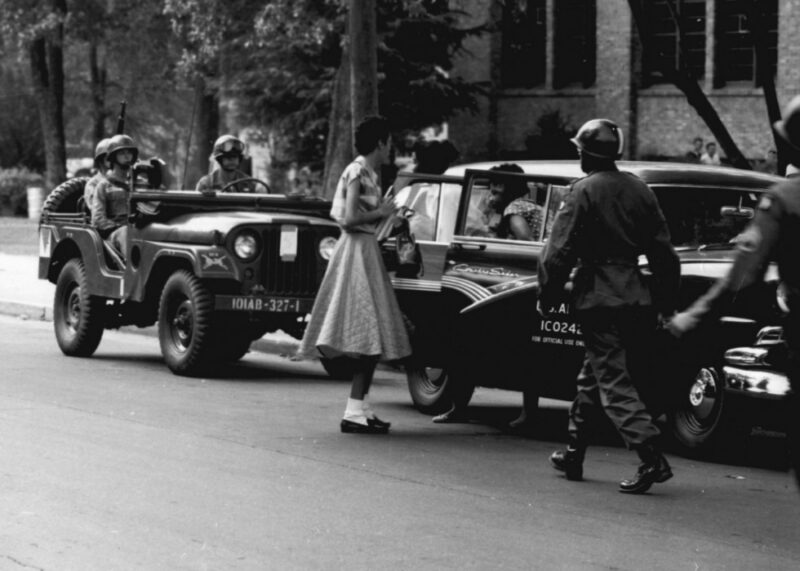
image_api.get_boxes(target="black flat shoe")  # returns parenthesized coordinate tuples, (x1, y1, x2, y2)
(368, 416, 391, 429)
(549, 449, 584, 481)
(341, 419, 389, 434)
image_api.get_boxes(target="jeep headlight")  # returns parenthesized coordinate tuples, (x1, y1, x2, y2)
(319, 236, 338, 260)
(233, 231, 260, 261)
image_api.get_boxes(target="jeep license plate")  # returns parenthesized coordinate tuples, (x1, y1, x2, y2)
(216, 295, 312, 313)
(531, 302, 584, 348)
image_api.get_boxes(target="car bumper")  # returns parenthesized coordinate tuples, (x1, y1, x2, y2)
(722, 365, 792, 400)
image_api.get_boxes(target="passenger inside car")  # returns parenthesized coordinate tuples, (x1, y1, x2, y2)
(465, 164, 545, 240)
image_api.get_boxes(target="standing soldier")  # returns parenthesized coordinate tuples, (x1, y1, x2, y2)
(669, 96, 800, 490)
(83, 138, 111, 214)
(539, 118, 680, 494)
(196, 135, 256, 194)
(91, 134, 138, 259)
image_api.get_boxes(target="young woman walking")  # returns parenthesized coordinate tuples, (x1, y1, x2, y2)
(298, 116, 412, 434)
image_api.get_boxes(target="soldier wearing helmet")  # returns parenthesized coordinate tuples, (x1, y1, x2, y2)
(538, 118, 680, 494)
(83, 137, 111, 215)
(669, 96, 800, 491)
(90, 133, 139, 259)
(196, 134, 257, 194)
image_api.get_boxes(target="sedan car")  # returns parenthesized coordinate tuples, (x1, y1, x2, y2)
(386, 160, 786, 455)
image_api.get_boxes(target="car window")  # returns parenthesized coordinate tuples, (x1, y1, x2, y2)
(542, 185, 570, 241)
(393, 181, 462, 242)
(461, 174, 548, 241)
(654, 187, 759, 248)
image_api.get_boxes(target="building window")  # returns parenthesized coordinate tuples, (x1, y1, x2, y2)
(715, 0, 778, 87)
(642, 0, 706, 86)
(501, 0, 546, 88)
(554, 0, 596, 88)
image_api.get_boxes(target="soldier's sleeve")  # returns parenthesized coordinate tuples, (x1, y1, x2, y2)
(682, 192, 783, 323)
(538, 185, 586, 307)
(644, 195, 680, 314)
(91, 181, 118, 237)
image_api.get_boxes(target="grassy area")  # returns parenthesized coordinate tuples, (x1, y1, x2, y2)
(0, 216, 40, 256)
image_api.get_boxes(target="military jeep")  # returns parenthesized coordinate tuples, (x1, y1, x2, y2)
(38, 176, 339, 376)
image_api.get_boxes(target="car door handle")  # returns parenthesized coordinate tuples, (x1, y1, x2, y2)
(455, 242, 486, 251)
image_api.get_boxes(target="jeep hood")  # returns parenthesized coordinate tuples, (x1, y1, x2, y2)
(141, 211, 338, 245)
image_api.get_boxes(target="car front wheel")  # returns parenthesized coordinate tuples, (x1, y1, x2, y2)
(158, 270, 215, 375)
(53, 259, 105, 356)
(669, 365, 749, 456)
(406, 364, 475, 415)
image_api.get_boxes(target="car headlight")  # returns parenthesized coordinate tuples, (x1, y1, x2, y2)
(319, 236, 338, 260)
(233, 230, 260, 261)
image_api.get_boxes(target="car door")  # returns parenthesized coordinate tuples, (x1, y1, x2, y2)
(386, 172, 463, 291)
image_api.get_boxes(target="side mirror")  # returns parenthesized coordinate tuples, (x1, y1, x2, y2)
(720, 205, 754, 219)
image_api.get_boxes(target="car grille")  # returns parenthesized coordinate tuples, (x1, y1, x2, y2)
(261, 226, 327, 296)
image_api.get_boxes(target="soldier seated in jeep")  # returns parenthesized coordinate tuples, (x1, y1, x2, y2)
(196, 135, 263, 194)
(91, 134, 139, 260)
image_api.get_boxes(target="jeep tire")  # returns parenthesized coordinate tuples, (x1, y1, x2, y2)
(42, 177, 89, 214)
(53, 259, 105, 356)
(158, 270, 216, 375)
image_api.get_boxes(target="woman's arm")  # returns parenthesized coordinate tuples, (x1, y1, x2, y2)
(508, 214, 533, 240)
(343, 178, 394, 228)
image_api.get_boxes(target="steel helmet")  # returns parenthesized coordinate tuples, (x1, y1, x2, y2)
(94, 138, 111, 168)
(774, 95, 800, 152)
(212, 135, 246, 160)
(106, 134, 139, 163)
(571, 118, 624, 160)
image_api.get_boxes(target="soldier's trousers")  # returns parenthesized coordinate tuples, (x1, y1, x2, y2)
(569, 306, 661, 449)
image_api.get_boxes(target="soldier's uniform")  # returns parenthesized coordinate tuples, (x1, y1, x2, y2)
(539, 167, 680, 448)
(541, 118, 679, 493)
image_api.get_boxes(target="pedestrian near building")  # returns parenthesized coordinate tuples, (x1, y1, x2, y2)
(685, 136, 704, 163)
(700, 141, 722, 166)
(298, 115, 412, 434)
(91, 134, 138, 259)
(539, 118, 680, 494)
(196, 135, 256, 194)
(668, 96, 800, 490)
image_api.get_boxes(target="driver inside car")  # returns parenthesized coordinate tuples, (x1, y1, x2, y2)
(196, 134, 258, 194)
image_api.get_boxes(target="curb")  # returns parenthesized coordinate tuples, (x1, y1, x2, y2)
(0, 299, 52, 322)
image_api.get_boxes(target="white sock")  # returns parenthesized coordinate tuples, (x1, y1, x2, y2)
(362, 395, 376, 419)
(343, 398, 367, 425)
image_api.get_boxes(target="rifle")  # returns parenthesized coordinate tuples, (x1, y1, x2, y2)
(116, 100, 127, 134)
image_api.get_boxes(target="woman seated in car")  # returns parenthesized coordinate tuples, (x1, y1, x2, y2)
(485, 163, 543, 240)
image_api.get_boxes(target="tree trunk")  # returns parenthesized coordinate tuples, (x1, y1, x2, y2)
(89, 39, 107, 145)
(349, 0, 379, 129)
(183, 77, 219, 189)
(322, 56, 353, 200)
(628, 0, 750, 170)
(29, 0, 68, 189)
(746, 4, 785, 173)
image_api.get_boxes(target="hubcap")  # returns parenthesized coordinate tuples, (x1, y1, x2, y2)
(171, 299, 194, 351)
(688, 367, 718, 421)
(66, 285, 81, 333)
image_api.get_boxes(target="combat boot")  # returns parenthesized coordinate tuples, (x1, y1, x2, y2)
(619, 442, 673, 494)
(549, 444, 585, 481)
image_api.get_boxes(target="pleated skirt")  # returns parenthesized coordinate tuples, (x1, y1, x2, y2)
(297, 231, 412, 361)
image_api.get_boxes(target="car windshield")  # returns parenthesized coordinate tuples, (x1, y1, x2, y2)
(654, 186, 759, 249)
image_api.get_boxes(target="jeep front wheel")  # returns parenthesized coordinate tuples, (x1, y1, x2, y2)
(158, 270, 215, 375)
(53, 259, 105, 356)
(407, 364, 475, 415)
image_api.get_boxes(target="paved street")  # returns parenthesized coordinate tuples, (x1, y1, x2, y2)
(0, 315, 799, 570)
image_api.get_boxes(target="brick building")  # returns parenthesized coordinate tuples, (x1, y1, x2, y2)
(449, 0, 800, 166)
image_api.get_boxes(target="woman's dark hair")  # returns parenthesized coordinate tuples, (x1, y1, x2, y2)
(355, 115, 390, 155)
(489, 162, 527, 201)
